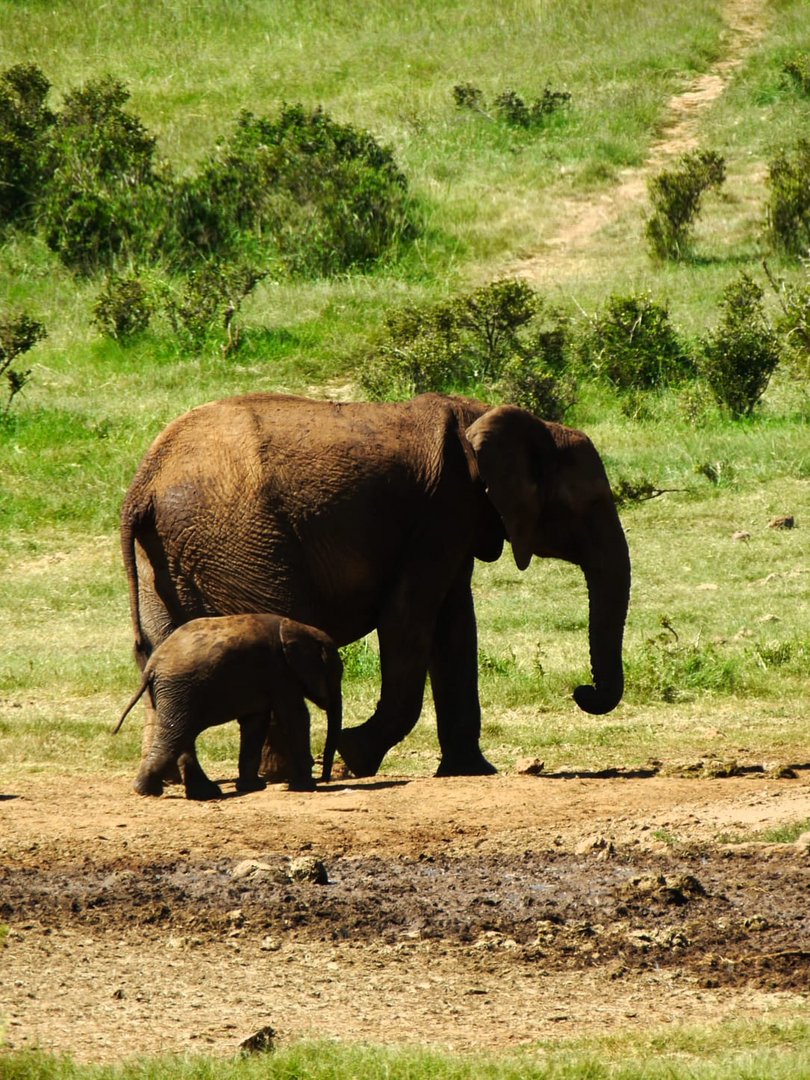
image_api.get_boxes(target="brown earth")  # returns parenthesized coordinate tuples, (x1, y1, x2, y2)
(2, 766, 810, 1062)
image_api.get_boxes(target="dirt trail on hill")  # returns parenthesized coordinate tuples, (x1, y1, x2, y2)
(508, 0, 769, 287)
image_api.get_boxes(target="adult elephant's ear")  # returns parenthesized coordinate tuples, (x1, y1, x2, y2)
(465, 406, 557, 571)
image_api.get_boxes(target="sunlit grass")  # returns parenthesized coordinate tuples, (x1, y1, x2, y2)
(3, 1018, 810, 1079)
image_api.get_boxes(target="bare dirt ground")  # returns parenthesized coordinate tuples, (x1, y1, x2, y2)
(4, 0, 803, 1066)
(3, 766, 810, 1062)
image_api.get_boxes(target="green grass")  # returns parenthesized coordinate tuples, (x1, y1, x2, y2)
(3, 1019, 810, 1079)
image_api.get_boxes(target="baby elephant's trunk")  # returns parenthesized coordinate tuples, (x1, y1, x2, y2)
(321, 700, 342, 782)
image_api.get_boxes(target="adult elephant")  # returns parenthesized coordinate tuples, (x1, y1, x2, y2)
(121, 392, 630, 779)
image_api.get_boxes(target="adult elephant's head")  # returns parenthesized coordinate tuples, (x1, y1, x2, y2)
(465, 404, 630, 716)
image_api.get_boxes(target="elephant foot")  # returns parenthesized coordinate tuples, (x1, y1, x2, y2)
(286, 775, 317, 793)
(133, 771, 164, 797)
(236, 775, 267, 793)
(184, 778, 223, 801)
(435, 748, 497, 777)
(258, 749, 292, 785)
(161, 762, 183, 785)
(337, 725, 386, 779)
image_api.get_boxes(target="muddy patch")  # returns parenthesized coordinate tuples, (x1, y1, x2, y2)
(4, 845, 809, 994)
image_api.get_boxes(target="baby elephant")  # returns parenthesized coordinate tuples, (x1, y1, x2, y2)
(115, 613, 342, 800)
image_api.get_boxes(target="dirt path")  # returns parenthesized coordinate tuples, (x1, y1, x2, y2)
(509, 0, 769, 287)
(2, 769, 810, 1062)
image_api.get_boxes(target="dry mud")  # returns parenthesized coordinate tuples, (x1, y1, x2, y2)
(2, 768, 810, 1061)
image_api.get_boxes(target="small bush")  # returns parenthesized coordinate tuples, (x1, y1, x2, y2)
(454, 278, 539, 381)
(645, 149, 725, 260)
(783, 54, 810, 96)
(764, 261, 810, 374)
(497, 355, 576, 422)
(700, 273, 782, 417)
(452, 82, 486, 113)
(360, 279, 574, 417)
(0, 312, 47, 416)
(360, 299, 464, 398)
(92, 273, 155, 339)
(37, 76, 169, 273)
(164, 261, 267, 352)
(576, 292, 694, 391)
(766, 139, 810, 256)
(493, 87, 571, 128)
(453, 83, 571, 128)
(0, 63, 54, 229)
(340, 639, 381, 682)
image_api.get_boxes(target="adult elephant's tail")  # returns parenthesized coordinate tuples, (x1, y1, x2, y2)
(120, 495, 153, 667)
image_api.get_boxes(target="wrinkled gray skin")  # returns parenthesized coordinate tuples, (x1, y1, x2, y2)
(115, 613, 343, 800)
(121, 392, 630, 782)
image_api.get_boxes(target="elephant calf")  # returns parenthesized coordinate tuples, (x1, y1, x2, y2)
(115, 613, 343, 800)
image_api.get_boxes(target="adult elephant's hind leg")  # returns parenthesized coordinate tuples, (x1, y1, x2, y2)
(429, 566, 496, 776)
(133, 543, 183, 783)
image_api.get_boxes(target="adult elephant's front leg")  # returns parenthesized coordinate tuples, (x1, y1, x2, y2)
(337, 597, 434, 778)
(429, 564, 496, 776)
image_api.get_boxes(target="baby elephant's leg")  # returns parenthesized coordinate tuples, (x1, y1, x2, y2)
(282, 698, 316, 792)
(236, 712, 269, 793)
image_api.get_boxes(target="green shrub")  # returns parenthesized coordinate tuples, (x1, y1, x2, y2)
(174, 105, 416, 277)
(493, 87, 571, 128)
(497, 355, 577, 422)
(360, 298, 464, 398)
(2, 67, 415, 279)
(37, 76, 170, 273)
(0, 312, 46, 416)
(764, 262, 810, 374)
(453, 83, 571, 128)
(360, 279, 575, 417)
(783, 54, 810, 96)
(700, 273, 782, 417)
(645, 149, 725, 260)
(576, 291, 694, 391)
(766, 138, 810, 256)
(452, 82, 487, 113)
(340, 639, 380, 682)
(0, 63, 54, 229)
(454, 278, 539, 381)
(92, 273, 155, 339)
(164, 261, 267, 352)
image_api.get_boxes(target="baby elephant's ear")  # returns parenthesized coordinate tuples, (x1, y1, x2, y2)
(279, 618, 330, 705)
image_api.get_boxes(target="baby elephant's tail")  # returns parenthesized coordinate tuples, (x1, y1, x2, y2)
(112, 672, 151, 735)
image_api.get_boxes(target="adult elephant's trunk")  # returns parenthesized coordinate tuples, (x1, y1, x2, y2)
(573, 524, 631, 716)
